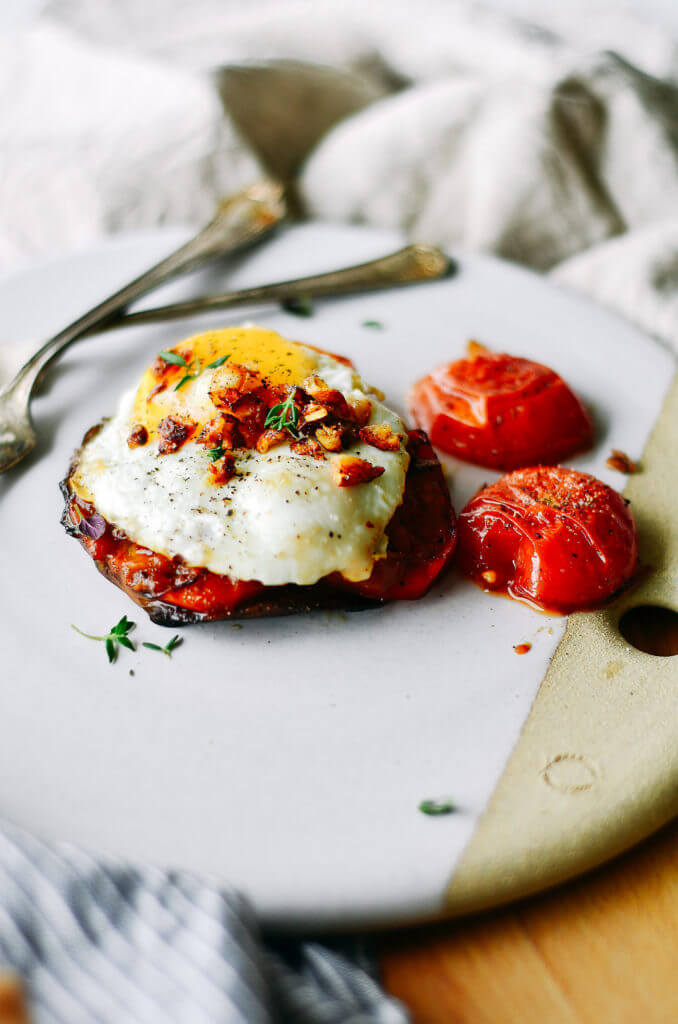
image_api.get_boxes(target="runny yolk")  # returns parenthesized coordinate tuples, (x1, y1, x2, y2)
(131, 327, 321, 437)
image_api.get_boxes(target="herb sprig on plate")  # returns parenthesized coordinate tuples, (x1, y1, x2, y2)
(142, 635, 183, 659)
(281, 295, 314, 317)
(418, 798, 456, 816)
(72, 615, 136, 664)
(72, 616, 188, 665)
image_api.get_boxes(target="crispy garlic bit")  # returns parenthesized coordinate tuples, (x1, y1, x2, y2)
(127, 424, 149, 449)
(209, 363, 264, 408)
(196, 366, 392, 488)
(606, 449, 638, 474)
(197, 413, 239, 451)
(208, 452, 236, 485)
(359, 424, 402, 452)
(349, 398, 372, 427)
(144, 341, 395, 492)
(332, 455, 385, 487)
(290, 437, 325, 460)
(157, 416, 197, 454)
(302, 376, 353, 419)
(256, 428, 289, 454)
(315, 423, 346, 452)
(301, 402, 328, 425)
(466, 339, 489, 358)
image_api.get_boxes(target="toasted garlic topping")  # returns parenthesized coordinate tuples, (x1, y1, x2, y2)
(332, 455, 385, 487)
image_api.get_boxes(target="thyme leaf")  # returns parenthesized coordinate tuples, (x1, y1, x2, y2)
(159, 350, 188, 367)
(174, 360, 202, 391)
(264, 391, 301, 438)
(418, 798, 456, 816)
(282, 295, 314, 317)
(142, 635, 183, 658)
(206, 354, 231, 369)
(72, 615, 136, 664)
(207, 446, 227, 462)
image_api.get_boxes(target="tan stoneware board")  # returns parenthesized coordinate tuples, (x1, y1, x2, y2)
(447, 371, 678, 915)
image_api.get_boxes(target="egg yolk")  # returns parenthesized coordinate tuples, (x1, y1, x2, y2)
(131, 327, 321, 438)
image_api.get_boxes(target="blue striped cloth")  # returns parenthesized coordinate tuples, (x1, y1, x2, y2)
(0, 821, 409, 1023)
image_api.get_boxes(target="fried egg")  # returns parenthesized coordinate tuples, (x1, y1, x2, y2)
(71, 327, 410, 587)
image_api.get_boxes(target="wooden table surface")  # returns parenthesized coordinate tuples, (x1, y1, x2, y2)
(379, 816, 678, 1023)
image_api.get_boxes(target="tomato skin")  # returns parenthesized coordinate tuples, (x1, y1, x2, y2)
(410, 352, 593, 470)
(457, 466, 638, 613)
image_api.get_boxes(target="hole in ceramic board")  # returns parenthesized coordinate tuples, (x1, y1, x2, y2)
(618, 605, 678, 657)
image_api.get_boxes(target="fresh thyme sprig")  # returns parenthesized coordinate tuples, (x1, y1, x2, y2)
(418, 798, 456, 816)
(207, 445, 228, 462)
(174, 360, 202, 391)
(72, 616, 136, 664)
(160, 350, 230, 389)
(142, 635, 183, 658)
(159, 350, 188, 366)
(281, 295, 314, 317)
(265, 391, 301, 438)
(206, 354, 231, 369)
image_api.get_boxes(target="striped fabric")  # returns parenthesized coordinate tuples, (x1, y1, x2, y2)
(0, 822, 409, 1023)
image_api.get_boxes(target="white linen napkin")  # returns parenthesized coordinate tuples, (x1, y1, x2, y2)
(0, 818, 408, 1023)
(2, 0, 678, 351)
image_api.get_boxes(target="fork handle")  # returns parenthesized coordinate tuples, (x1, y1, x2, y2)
(100, 245, 452, 329)
(2, 181, 285, 406)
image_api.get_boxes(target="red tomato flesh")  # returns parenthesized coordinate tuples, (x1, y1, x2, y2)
(457, 466, 638, 613)
(410, 350, 593, 470)
(162, 574, 264, 613)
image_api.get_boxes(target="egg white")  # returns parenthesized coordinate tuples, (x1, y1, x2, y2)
(73, 336, 410, 587)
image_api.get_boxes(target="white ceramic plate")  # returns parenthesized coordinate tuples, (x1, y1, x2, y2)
(0, 223, 672, 929)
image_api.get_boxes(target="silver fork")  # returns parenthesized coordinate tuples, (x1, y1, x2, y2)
(0, 180, 285, 474)
(98, 244, 451, 330)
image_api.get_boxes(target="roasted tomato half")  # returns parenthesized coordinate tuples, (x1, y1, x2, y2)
(410, 349, 593, 470)
(457, 466, 638, 613)
(61, 430, 456, 623)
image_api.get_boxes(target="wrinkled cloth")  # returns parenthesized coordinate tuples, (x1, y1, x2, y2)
(2, 0, 678, 350)
(0, 819, 409, 1023)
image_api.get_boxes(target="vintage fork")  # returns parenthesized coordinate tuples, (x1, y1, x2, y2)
(0, 180, 285, 474)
